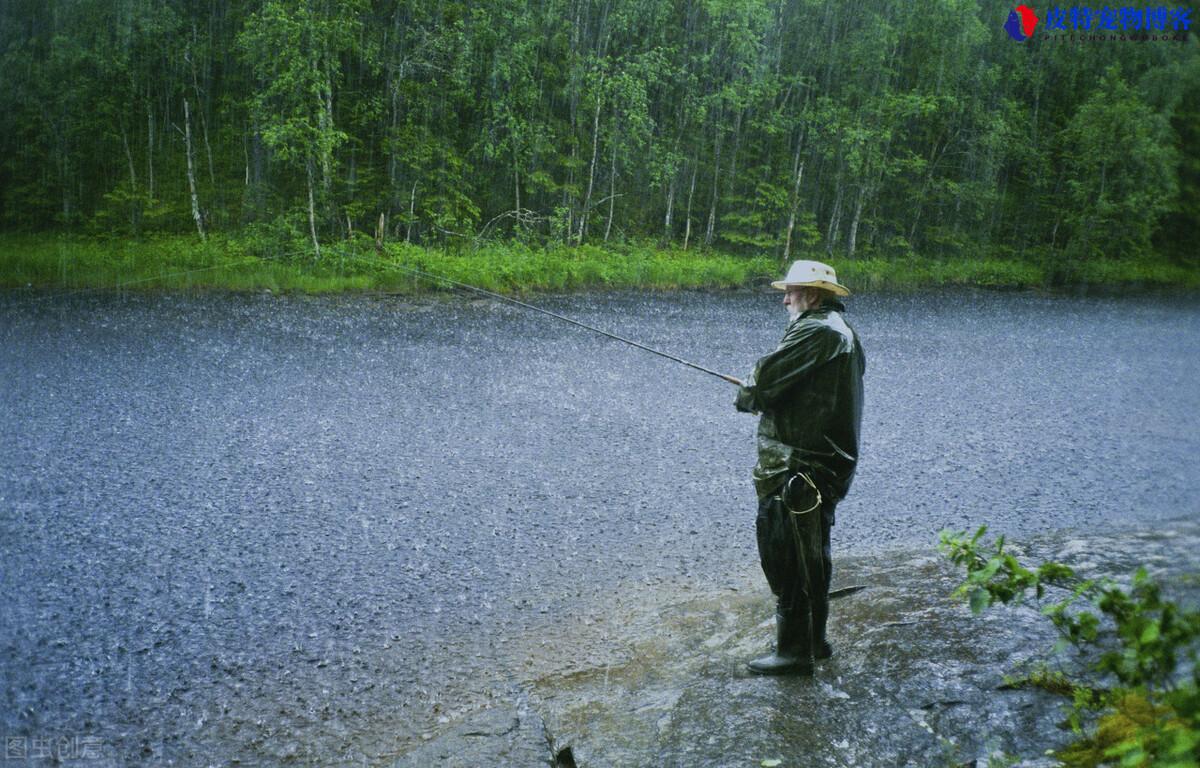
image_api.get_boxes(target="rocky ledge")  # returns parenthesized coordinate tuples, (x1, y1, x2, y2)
(394, 520, 1199, 767)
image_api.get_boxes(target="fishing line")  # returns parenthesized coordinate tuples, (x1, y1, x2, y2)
(361, 254, 743, 386)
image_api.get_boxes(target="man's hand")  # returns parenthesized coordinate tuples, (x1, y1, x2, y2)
(734, 382, 759, 414)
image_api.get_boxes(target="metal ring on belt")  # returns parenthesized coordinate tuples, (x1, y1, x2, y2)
(781, 471, 822, 516)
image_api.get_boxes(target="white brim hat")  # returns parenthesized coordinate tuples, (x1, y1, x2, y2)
(770, 259, 850, 296)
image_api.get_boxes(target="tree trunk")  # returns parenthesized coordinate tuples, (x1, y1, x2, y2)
(725, 108, 744, 201)
(826, 172, 844, 255)
(61, 159, 70, 223)
(320, 72, 334, 194)
(908, 204, 922, 243)
(513, 145, 521, 213)
(784, 159, 805, 260)
(604, 138, 616, 242)
(847, 185, 865, 258)
(244, 117, 267, 223)
(908, 133, 952, 242)
(348, 147, 357, 206)
(564, 0, 581, 245)
(783, 99, 811, 259)
(563, 147, 575, 244)
(387, 7, 404, 215)
(183, 98, 205, 241)
(201, 110, 216, 189)
(990, 173, 1007, 239)
(188, 45, 216, 188)
(146, 105, 155, 201)
(578, 91, 602, 244)
(663, 173, 676, 242)
(705, 122, 723, 246)
(821, 0, 838, 91)
(388, 88, 400, 211)
(663, 86, 688, 245)
(406, 181, 416, 243)
(307, 158, 321, 260)
(120, 123, 140, 235)
(683, 161, 697, 250)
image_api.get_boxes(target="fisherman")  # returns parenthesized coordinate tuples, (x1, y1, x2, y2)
(735, 260, 865, 676)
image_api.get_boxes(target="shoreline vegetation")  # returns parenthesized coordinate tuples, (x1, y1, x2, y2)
(1, 235, 1197, 296)
(3, 3, 1196, 304)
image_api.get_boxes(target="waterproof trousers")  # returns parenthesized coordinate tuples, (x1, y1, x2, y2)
(755, 490, 833, 648)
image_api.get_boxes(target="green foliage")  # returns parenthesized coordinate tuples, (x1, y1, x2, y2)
(720, 179, 790, 251)
(1155, 60, 1200, 266)
(6, 232, 1195, 294)
(939, 528, 1200, 767)
(0, 235, 778, 294)
(1059, 67, 1180, 261)
(237, 0, 361, 168)
(0, 0, 1197, 279)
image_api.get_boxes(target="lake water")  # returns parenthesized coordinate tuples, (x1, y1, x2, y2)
(2, 288, 1198, 764)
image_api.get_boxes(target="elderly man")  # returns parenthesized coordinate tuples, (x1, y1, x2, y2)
(735, 260, 865, 676)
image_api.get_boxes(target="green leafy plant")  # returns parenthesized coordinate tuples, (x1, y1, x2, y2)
(939, 527, 1199, 767)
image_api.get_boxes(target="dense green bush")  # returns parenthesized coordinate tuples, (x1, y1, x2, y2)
(940, 528, 1199, 767)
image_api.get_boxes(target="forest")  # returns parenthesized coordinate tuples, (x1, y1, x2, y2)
(0, 0, 1196, 271)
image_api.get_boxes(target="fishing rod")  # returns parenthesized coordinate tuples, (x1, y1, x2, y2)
(371, 255, 744, 386)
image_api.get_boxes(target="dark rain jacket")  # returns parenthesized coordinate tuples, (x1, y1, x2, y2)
(735, 300, 866, 502)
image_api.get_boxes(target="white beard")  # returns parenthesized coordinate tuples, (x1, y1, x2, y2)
(787, 305, 801, 321)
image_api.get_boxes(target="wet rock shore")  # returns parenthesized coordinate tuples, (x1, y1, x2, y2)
(397, 518, 1200, 767)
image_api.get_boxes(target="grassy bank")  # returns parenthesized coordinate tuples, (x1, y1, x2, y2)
(1, 234, 1197, 295)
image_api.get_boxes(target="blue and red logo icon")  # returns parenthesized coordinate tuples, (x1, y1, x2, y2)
(1004, 4, 1041, 40)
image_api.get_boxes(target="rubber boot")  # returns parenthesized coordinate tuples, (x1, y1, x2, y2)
(746, 608, 814, 676)
(812, 595, 832, 661)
